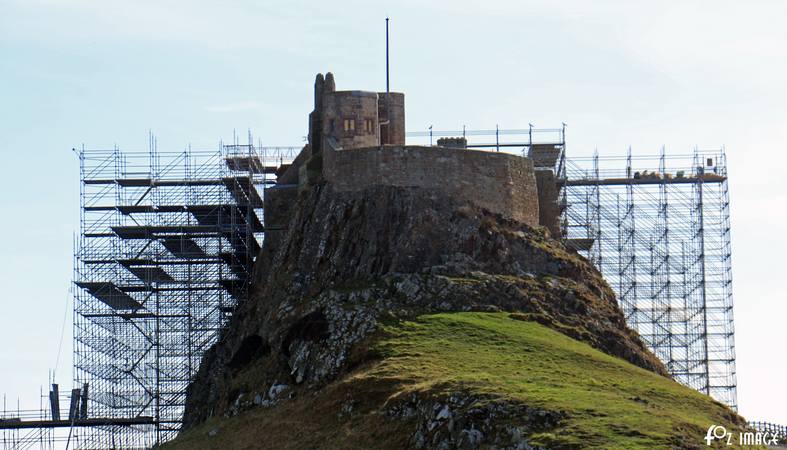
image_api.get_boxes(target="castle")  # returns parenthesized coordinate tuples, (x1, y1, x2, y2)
(264, 72, 562, 249)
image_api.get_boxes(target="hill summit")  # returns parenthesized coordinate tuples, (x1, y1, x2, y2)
(167, 183, 749, 449)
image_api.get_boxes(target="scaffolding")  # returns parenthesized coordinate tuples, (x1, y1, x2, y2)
(748, 421, 787, 442)
(409, 127, 736, 408)
(1, 384, 154, 450)
(72, 137, 298, 448)
(562, 148, 736, 408)
(1, 389, 66, 450)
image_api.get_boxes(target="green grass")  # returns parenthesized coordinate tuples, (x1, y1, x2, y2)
(165, 312, 753, 449)
(365, 312, 749, 449)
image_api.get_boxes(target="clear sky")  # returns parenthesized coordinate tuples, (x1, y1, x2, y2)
(1, 0, 784, 425)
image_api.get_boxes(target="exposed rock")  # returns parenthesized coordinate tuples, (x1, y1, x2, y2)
(181, 183, 667, 439)
(386, 391, 566, 449)
(268, 383, 288, 400)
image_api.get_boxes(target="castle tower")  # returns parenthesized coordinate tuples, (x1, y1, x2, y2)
(307, 72, 406, 151)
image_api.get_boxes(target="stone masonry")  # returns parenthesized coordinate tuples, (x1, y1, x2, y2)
(323, 144, 539, 226)
(265, 72, 561, 245)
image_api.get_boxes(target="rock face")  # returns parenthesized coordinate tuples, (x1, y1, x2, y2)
(181, 182, 667, 435)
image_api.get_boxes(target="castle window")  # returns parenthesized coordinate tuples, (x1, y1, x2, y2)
(364, 118, 374, 133)
(343, 118, 355, 132)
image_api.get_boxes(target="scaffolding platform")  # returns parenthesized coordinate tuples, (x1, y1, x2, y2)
(225, 155, 279, 174)
(75, 281, 143, 310)
(0, 416, 156, 430)
(116, 205, 185, 214)
(84, 176, 276, 188)
(119, 261, 176, 284)
(186, 204, 264, 232)
(564, 173, 726, 186)
(110, 225, 218, 239)
(161, 238, 208, 259)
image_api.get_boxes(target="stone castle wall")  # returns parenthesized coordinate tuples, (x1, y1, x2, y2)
(323, 145, 540, 226)
(533, 169, 562, 237)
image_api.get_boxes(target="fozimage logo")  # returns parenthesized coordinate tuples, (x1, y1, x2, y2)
(704, 425, 780, 446)
(705, 425, 732, 446)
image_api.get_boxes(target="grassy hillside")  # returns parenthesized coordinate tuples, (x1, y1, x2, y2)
(165, 313, 752, 449)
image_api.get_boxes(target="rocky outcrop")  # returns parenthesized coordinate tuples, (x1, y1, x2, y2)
(181, 182, 667, 431)
(386, 391, 568, 449)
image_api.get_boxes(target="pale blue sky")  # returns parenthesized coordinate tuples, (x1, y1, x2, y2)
(1, 0, 785, 425)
